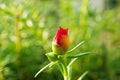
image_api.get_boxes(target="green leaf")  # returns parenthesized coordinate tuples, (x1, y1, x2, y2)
(67, 58, 77, 80)
(67, 41, 85, 53)
(67, 52, 90, 58)
(34, 62, 54, 78)
(67, 58, 77, 67)
(78, 71, 88, 80)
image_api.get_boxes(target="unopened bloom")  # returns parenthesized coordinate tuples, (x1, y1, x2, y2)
(52, 27, 70, 55)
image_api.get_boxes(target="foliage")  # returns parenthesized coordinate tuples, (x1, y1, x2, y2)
(0, 0, 120, 80)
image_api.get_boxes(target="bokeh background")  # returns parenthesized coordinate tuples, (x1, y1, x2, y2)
(0, 0, 120, 80)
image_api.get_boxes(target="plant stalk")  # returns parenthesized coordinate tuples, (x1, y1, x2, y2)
(57, 61, 69, 80)
(15, 13, 21, 54)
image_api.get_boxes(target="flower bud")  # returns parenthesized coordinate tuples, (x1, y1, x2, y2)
(52, 27, 70, 55)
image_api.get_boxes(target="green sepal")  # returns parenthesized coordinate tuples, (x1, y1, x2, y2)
(46, 52, 58, 62)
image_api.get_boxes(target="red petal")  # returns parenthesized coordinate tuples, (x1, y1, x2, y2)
(53, 26, 69, 51)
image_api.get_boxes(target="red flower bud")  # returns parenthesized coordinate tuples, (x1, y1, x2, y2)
(52, 27, 70, 55)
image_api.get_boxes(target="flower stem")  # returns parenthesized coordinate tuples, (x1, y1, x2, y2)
(15, 13, 21, 54)
(57, 61, 69, 80)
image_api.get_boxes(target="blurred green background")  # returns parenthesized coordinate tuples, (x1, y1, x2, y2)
(0, 0, 120, 80)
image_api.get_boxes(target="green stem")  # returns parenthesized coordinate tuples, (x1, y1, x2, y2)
(15, 11, 22, 66)
(15, 13, 21, 54)
(57, 61, 68, 80)
(80, 0, 89, 39)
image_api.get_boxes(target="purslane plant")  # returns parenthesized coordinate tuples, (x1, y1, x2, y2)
(35, 27, 90, 80)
